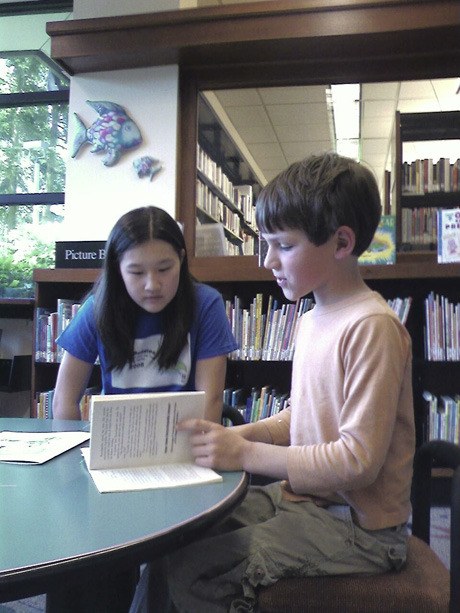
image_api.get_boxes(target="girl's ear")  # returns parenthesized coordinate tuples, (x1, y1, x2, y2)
(179, 249, 186, 263)
(335, 226, 356, 258)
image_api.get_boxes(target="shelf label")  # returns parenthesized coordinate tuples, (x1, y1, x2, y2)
(55, 241, 106, 268)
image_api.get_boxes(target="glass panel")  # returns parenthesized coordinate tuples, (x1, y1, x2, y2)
(0, 102, 68, 194)
(0, 203, 64, 297)
(0, 52, 69, 94)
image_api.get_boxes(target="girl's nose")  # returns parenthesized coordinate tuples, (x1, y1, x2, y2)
(145, 273, 160, 291)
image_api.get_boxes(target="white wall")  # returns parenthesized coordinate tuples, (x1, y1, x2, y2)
(59, 0, 182, 239)
(73, 0, 180, 19)
(0, 12, 71, 53)
(63, 64, 179, 239)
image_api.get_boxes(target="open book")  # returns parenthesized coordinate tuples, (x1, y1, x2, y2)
(82, 391, 222, 493)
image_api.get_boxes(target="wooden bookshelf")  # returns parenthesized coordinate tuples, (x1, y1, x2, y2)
(31, 262, 460, 444)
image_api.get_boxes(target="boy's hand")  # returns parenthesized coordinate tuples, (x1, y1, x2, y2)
(177, 418, 248, 471)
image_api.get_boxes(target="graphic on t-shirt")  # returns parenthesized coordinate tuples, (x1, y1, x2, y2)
(111, 334, 191, 389)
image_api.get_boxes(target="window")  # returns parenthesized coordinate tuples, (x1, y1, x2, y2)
(0, 50, 69, 297)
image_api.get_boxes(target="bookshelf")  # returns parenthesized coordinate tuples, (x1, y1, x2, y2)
(31, 260, 460, 446)
(394, 110, 460, 253)
(196, 94, 261, 257)
(31, 268, 101, 417)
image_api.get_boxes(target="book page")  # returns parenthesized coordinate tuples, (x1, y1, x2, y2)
(0, 431, 90, 464)
(81, 448, 222, 493)
(89, 391, 206, 470)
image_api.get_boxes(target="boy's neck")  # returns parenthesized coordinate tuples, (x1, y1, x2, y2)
(313, 260, 369, 308)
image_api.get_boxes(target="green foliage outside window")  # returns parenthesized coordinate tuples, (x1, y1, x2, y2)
(0, 52, 69, 297)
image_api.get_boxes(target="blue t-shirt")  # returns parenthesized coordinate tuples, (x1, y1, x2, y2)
(57, 283, 237, 395)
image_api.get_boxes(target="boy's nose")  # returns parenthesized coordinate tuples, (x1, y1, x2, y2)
(263, 246, 277, 271)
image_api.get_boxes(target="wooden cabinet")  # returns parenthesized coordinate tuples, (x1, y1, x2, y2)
(394, 110, 460, 252)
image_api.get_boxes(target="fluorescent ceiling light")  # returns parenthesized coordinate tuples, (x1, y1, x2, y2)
(328, 83, 361, 160)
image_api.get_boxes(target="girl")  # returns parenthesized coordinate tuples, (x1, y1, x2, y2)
(52, 206, 237, 422)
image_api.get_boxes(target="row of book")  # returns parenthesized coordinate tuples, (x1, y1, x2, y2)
(195, 222, 241, 257)
(225, 292, 412, 364)
(223, 386, 289, 424)
(401, 158, 460, 195)
(401, 207, 438, 251)
(424, 391, 460, 444)
(197, 144, 235, 202)
(226, 295, 315, 361)
(424, 292, 460, 361)
(196, 181, 243, 240)
(197, 144, 256, 226)
(387, 296, 412, 326)
(35, 388, 95, 420)
(35, 298, 82, 363)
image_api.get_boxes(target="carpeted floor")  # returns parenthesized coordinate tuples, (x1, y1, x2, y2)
(0, 507, 451, 613)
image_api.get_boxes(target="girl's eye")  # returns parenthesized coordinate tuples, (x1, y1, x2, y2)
(280, 244, 292, 251)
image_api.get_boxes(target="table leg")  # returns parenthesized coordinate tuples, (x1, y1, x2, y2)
(46, 565, 138, 613)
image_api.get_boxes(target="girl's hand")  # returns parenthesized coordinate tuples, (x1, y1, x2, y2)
(177, 418, 248, 471)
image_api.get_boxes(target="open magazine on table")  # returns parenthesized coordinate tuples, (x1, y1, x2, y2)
(0, 430, 90, 464)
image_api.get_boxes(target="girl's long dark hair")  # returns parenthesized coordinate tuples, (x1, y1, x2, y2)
(93, 206, 195, 371)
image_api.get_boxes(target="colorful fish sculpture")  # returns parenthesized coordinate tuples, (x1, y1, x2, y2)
(133, 156, 163, 181)
(71, 100, 143, 167)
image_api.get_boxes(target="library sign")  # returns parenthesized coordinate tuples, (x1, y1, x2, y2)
(55, 241, 106, 268)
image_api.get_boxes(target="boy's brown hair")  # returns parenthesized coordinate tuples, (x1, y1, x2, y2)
(256, 152, 382, 256)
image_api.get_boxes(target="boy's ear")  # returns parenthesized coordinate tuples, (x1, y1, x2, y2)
(335, 226, 355, 257)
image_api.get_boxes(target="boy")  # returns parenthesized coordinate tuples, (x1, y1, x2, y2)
(134, 152, 415, 612)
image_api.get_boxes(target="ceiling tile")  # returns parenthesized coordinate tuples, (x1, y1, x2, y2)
(267, 102, 329, 126)
(362, 99, 397, 118)
(224, 105, 272, 128)
(239, 125, 278, 144)
(361, 82, 399, 100)
(399, 80, 437, 99)
(247, 142, 284, 159)
(397, 99, 441, 113)
(274, 123, 331, 142)
(281, 141, 332, 159)
(258, 85, 327, 104)
(361, 115, 393, 138)
(213, 88, 262, 106)
(361, 138, 389, 156)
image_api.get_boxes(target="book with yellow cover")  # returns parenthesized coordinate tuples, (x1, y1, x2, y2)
(359, 215, 396, 265)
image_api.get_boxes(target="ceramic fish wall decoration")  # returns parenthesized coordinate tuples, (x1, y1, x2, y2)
(133, 156, 163, 180)
(71, 100, 143, 167)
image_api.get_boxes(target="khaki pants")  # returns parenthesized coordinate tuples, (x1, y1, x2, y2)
(130, 481, 408, 613)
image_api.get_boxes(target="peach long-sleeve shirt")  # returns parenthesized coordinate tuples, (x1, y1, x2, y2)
(259, 290, 415, 530)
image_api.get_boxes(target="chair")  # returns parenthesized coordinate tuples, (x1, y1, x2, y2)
(222, 403, 246, 426)
(258, 440, 460, 613)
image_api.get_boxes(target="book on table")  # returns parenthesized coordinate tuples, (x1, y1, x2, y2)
(0, 430, 90, 464)
(81, 390, 223, 493)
